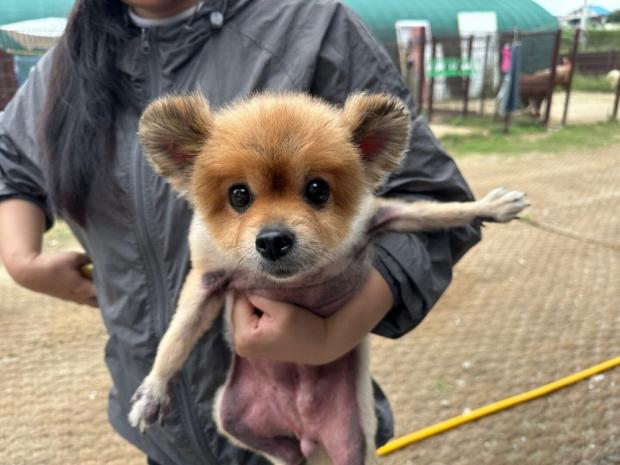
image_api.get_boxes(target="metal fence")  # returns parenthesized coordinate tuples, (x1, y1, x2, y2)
(0, 49, 19, 109)
(1, 26, 619, 128)
(574, 50, 620, 75)
(561, 29, 620, 125)
(397, 29, 620, 130)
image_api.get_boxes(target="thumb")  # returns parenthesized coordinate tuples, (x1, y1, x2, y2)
(247, 294, 289, 319)
(232, 294, 261, 331)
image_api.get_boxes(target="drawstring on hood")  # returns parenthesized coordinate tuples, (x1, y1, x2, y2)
(187, 1, 205, 28)
(140, 28, 150, 54)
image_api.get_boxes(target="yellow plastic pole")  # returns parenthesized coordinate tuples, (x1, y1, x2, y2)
(377, 356, 620, 456)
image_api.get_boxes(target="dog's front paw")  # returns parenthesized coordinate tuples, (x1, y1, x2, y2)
(128, 377, 172, 432)
(479, 187, 530, 223)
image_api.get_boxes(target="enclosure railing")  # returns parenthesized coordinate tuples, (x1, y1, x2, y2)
(396, 28, 620, 129)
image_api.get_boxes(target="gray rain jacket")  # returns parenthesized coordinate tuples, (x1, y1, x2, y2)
(0, 1, 480, 464)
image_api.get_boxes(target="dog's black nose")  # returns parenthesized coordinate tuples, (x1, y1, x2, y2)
(255, 228, 295, 261)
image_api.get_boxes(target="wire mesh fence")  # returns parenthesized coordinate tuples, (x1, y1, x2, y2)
(560, 29, 620, 125)
(395, 29, 620, 128)
(0, 49, 19, 109)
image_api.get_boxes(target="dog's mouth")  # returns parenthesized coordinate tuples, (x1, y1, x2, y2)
(257, 253, 324, 281)
(250, 234, 327, 281)
(259, 261, 303, 280)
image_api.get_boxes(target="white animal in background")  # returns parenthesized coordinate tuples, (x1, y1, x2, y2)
(607, 70, 620, 90)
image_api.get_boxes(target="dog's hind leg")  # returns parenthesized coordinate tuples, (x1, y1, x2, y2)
(352, 339, 379, 465)
(128, 267, 225, 430)
(313, 347, 373, 465)
(370, 187, 529, 234)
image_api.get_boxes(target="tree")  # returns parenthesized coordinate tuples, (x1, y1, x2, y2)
(608, 10, 620, 23)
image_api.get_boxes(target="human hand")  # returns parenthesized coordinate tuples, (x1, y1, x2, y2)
(13, 252, 98, 307)
(231, 294, 329, 365)
(231, 269, 393, 365)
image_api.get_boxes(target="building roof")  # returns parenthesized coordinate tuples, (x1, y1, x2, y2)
(562, 5, 613, 25)
(343, 0, 559, 43)
(590, 5, 612, 16)
(565, 5, 612, 20)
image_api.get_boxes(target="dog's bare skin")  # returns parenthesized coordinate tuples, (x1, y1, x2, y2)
(128, 92, 528, 465)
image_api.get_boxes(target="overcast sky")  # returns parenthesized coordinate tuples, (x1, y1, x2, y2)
(533, 0, 620, 16)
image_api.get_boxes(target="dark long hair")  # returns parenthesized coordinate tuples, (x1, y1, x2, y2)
(42, 0, 132, 226)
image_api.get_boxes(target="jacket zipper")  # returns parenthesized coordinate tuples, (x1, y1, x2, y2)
(138, 27, 217, 465)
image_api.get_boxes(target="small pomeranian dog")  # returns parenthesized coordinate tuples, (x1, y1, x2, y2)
(128, 92, 528, 465)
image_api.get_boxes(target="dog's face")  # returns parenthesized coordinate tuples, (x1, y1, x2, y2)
(139, 93, 409, 279)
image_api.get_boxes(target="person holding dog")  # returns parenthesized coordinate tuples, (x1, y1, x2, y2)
(0, 1, 481, 464)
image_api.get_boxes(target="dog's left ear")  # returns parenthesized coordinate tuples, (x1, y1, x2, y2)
(343, 93, 410, 187)
(139, 92, 212, 195)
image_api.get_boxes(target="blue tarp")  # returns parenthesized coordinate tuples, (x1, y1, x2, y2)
(497, 41, 522, 115)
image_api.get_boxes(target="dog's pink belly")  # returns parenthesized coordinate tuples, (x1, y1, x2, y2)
(219, 350, 366, 465)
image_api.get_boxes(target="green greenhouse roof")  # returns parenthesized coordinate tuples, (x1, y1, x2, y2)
(1, 0, 559, 46)
(343, 0, 559, 42)
(1, 0, 74, 25)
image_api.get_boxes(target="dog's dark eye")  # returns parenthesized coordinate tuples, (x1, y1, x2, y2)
(304, 178, 330, 207)
(229, 184, 252, 212)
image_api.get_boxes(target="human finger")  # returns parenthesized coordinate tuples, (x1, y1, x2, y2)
(247, 294, 295, 320)
(232, 294, 261, 331)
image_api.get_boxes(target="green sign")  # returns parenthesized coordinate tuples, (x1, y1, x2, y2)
(427, 58, 473, 78)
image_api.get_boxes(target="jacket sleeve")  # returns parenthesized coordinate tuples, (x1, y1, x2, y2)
(0, 51, 54, 230)
(310, 3, 481, 338)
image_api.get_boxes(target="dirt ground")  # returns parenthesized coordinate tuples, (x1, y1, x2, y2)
(550, 91, 617, 125)
(431, 91, 617, 132)
(1, 143, 619, 465)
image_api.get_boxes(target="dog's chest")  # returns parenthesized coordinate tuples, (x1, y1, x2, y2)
(203, 232, 379, 461)
(203, 248, 372, 317)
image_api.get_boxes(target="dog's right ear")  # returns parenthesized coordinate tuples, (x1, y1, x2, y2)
(138, 93, 212, 195)
(342, 93, 410, 188)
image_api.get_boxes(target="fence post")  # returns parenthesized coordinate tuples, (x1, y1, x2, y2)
(543, 29, 562, 127)
(562, 29, 581, 126)
(480, 34, 491, 115)
(613, 75, 620, 121)
(462, 34, 474, 117)
(427, 37, 437, 122)
(417, 33, 426, 115)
